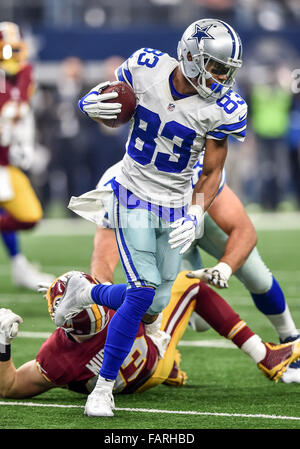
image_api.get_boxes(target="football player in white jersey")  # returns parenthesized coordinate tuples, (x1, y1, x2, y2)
(58, 19, 247, 416)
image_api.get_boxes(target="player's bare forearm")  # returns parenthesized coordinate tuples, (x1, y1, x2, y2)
(218, 226, 256, 273)
(193, 137, 228, 211)
(208, 184, 257, 273)
(0, 359, 18, 398)
(90, 228, 120, 283)
(192, 169, 222, 211)
(0, 359, 53, 398)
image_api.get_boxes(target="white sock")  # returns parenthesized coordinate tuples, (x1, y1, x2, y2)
(266, 307, 298, 341)
(11, 253, 25, 264)
(96, 375, 115, 388)
(240, 335, 267, 363)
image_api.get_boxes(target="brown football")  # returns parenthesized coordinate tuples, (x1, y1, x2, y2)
(101, 81, 136, 128)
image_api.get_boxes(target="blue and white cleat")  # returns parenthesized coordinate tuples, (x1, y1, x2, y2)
(280, 335, 300, 383)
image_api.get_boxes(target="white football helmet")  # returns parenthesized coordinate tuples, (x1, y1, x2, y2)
(177, 18, 243, 99)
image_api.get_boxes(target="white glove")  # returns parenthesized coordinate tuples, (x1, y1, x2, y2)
(78, 81, 122, 120)
(168, 205, 204, 255)
(37, 281, 52, 299)
(9, 143, 34, 171)
(186, 262, 232, 289)
(0, 308, 23, 345)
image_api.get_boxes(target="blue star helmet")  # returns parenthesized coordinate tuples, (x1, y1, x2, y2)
(177, 18, 243, 99)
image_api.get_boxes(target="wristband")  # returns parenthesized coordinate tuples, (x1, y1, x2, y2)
(214, 262, 232, 280)
(0, 344, 11, 361)
(188, 205, 203, 225)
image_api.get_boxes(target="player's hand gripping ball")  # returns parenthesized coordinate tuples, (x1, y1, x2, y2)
(79, 80, 136, 128)
(101, 81, 136, 128)
(45, 271, 108, 336)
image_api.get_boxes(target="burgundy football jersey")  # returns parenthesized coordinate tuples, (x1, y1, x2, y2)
(36, 308, 159, 394)
(0, 64, 34, 166)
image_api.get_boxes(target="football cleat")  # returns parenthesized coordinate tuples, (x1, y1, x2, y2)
(280, 335, 300, 383)
(53, 272, 94, 327)
(46, 271, 108, 336)
(11, 254, 55, 291)
(258, 341, 300, 382)
(84, 378, 115, 417)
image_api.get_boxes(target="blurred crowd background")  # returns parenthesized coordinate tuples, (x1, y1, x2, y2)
(2, 0, 300, 216)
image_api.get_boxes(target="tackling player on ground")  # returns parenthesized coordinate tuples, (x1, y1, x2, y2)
(1, 271, 300, 402)
(0, 22, 54, 290)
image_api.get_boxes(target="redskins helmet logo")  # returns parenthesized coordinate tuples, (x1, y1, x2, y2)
(45, 271, 109, 336)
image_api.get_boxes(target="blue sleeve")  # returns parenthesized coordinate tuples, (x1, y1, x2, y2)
(91, 283, 127, 310)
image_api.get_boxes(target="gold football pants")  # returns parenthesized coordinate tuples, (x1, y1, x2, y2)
(136, 272, 200, 392)
(0, 166, 42, 223)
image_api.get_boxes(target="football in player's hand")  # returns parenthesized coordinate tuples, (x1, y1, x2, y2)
(102, 81, 136, 128)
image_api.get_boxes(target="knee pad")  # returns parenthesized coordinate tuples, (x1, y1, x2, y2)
(235, 247, 273, 294)
(123, 286, 156, 321)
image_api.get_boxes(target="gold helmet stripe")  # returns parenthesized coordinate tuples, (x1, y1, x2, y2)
(91, 304, 102, 334)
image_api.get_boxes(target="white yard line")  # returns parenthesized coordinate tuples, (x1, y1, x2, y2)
(178, 339, 236, 348)
(28, 219, 97, 236)
(20, 213, 300, 237)
(18, 331, 52, 338)
(16, 332, 236, 347)
(0, 400, 299, 422)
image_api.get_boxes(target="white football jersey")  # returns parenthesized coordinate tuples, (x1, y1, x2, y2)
(114, 48, 247, 208)
(96, 153, 225, 227)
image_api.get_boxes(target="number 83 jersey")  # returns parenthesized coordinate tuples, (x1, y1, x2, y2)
(115, 48, 247, 209)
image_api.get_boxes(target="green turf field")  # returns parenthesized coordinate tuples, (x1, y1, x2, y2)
(0, 218, 300, 431)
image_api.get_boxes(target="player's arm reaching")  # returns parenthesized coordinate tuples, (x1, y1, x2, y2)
(187, 184, 257, 288)
(0, 308, 54, 398)
(90, 227, 119, 284)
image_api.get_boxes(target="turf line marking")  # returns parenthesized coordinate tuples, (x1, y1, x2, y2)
(0, 401, 299, 421)
(178, 339, 236, 349)
(16, 332, 236, 348)
(18, 331, 52, 339)
(17, 214, 300, 236)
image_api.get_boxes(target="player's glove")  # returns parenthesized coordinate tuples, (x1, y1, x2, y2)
(78, 81, 122, 120)
(0, 308, 23, 345)
(186, 262, 232, 289)
(168, 205, 204, 255)
(9, 143, 34, 171)
(37, 281, 52, 299)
